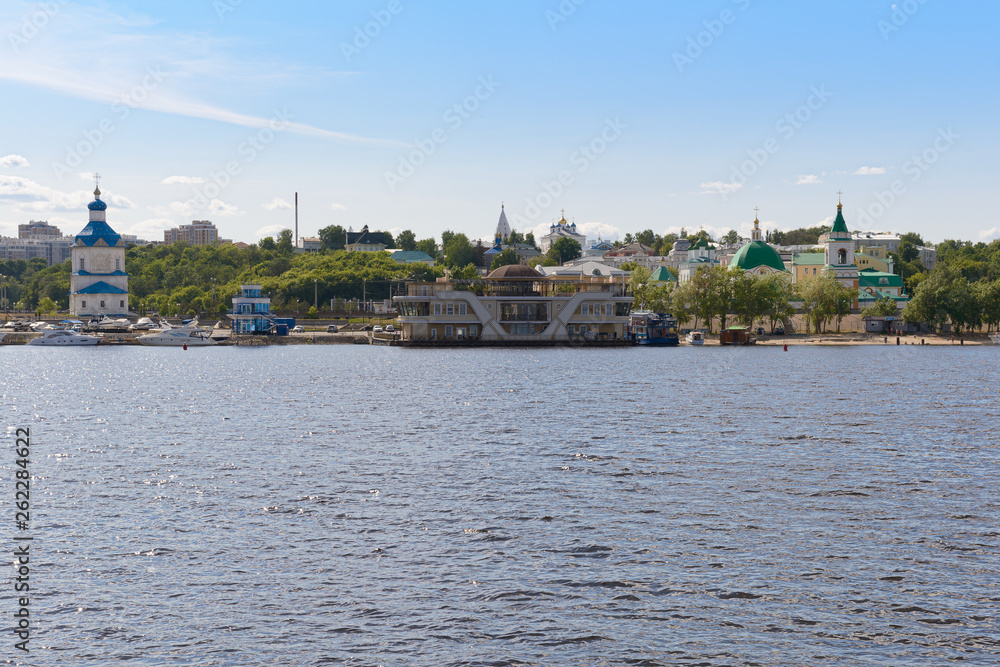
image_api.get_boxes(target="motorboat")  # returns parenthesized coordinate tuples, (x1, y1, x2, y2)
(91, 316, 131, 330)
(129, 317, 157, 331)
(135, 322, 216, 346)
(29, 321, 54, 331)
(989, 332, 1000, 345)
(685, 330, 705, 345)
(28, 329, 102, 346)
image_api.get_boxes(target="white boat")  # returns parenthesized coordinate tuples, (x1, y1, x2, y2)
(29, 321, 54, 331)
(28, 329, 102, 346)
(135, 323, 216, 346)
(128, 317, 157, 331)
(685, 330, 705, 345)
(92, 316, 131, 330)
(989, 332, 1000, 345)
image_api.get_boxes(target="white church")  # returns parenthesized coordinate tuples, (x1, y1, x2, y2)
(69, 183, 130, 316)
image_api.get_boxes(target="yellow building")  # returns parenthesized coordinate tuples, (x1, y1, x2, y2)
(855, 245, 895, 273)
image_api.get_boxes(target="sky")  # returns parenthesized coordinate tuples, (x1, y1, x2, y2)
(0, 0, 997, 247)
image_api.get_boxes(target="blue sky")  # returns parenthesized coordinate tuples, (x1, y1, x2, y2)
(0, 0, 996, 246)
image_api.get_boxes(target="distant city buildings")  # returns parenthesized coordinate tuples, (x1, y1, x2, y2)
(346, 225, 392, 252)
(164, 220, 229, 245)
(0, 220, 73, 265)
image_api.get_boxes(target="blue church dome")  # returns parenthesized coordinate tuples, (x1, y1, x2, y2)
(88, 199, 107, 211)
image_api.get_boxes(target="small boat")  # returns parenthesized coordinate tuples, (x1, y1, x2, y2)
(685, 330, 704, 345)
(91, 316, 131, 330)
(129, 317, 157, 331)
(28, 329, 102, 346)
(720, 326, 756, 346)
(135, 322, 216, 346)
(989, 332, 1000, 345)
(628, 312, 679, 346)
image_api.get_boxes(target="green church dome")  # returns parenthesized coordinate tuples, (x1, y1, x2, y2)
(729, 240, 788, 273)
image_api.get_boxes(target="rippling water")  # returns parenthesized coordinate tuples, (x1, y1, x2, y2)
(3, 345, 999, 665)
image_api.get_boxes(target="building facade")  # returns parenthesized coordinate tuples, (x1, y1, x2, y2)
(70, 187, 129, 316)
(393, 264, 632, 343)
(164, 220, 220, 245)
(822, 201, 859, 302)
(539, 213, 586, 252)
(346, 225, 392, 252)
(230, 284, 274, 333)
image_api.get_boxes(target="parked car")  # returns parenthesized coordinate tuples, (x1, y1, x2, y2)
(385, 324, 394, 332)
(326, 325, 338, 333)
(291, 325, 305, 333)
(373, 325, 383, 333)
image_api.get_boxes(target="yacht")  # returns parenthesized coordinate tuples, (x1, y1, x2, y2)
(91, 316, 131, 330)
(685, 330, 705, 345)
(989, 332, 1000, 345)
(28, 329, 102, 346)
(135, 322, 216, 346)
(129, 317, 157, 331)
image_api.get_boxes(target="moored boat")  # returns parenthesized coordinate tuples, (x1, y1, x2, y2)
(28, 329, 102, 346)
(628, 312, 679, 346)
(135, 322, 216, 346)
(989, 332, 1000, 345)
(685, 330, 704, 345)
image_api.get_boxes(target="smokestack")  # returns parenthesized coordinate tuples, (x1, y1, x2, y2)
(295, 192, 298, 249)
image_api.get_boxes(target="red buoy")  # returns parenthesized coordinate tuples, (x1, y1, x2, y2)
(783, 343, 787, 352)
(183, 343, 188, 350)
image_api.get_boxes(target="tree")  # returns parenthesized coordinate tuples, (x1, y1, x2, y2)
(686, 229, 714, 247)
(450, 263, 480, 280)
(861, 296, 898, 318)
(35, 296, 56, 317)
(721, 229, 740, 246)
(259, 237, 276, 251)
(798, 275, 849, 334)
(547, 237, 582, 264)
(396, 230, 417, 252)
(524, 232, 537, 249)
(489, 248, 520, 271)
(319, 225, 346, 251)
(443, 233, 477, 268)
(629, 266, 652, 309)
(277, 229, 294, 255)
(416, 238, 438, 259)
(902, 264, 963, 333)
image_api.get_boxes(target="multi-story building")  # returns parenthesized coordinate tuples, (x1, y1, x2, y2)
(230, 284, 275, 333)
(0, 220, 74, 265)
(164, 220, 220, 245)
(393, 264, 632, 344)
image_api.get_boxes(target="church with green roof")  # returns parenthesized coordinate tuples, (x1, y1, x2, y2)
(729, 214, 789, 276)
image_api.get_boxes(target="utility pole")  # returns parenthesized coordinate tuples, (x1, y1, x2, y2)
(294, 192, 298, 249)
(314, 278, 318, 309)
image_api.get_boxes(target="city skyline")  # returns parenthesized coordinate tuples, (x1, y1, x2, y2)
(0, 1, 995, 246)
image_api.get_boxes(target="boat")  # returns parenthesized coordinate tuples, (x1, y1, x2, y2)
(685, 330, 704, 345)
(90, 316, 131, 330)
(28, 329, 102, 346)
(627, 312, 679, 346)
(720, 326, 756, 346)
(135, 322, 216, 346)
(989, 332, 1000, 345)
(129, 317, 157, 331)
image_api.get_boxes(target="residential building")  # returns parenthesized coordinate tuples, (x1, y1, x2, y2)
(18, 220, 62, 239)
(393, 264, 633, 343)
(583, 238, 614, 257)
(70, 186, 129, 316)
(346, 225, 392, 252)
(164, 220, 221, 245)
(297, 236, 321, 252)
(858, 269, 905, 299)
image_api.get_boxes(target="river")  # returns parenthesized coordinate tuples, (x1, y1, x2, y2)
(3, 345, 999, 665)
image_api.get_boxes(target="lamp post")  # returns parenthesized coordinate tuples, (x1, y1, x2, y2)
(314, 278, 318, 310)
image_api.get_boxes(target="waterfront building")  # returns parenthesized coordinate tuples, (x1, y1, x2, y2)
(729, 214, 790, 277)
(858, 269, 906, 299)
(346, 225, 393, 252)
(539, 212, 586, 252)
(393, 264, 632, 343)
(605, 242, 655, 260)
(789, 252, 825, 283)
(822, 200, 860, 304)
(164, 220, 221, 245)
(536, 261, 628, 279)
(70, 186, 129, 316)
(230, 284, 275, 333)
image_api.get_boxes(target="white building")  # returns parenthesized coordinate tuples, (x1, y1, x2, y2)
(539, 212, 586, 252)
(70, 186, 129, 316)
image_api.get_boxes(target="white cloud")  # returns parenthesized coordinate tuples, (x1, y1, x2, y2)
(255, 225, 287, 239)
(161, 175, 205, 185)
(0, 3, 404, 147)
(854, 166, 887, 175)
(979, 227, 1000, 241)
(330, 203, 347, 211)
(0, 155, 30, 168)
(126, 218, 175, 239)
(698, 181, 743, 195)
(209, 199, 241, 216)
(795, 174, 822, 185)
(577, 222, 621, 242)
(0, 175, 133, 212)
(262, 197, 293, 212)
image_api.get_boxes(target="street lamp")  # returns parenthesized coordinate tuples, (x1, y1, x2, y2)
(314, 278, 318, 310)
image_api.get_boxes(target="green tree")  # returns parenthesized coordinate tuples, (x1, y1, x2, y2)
(443, 233, 477, 268)
(524, 232, 537, 249)
(416, 238, 438, 259)
(277, 229, 294, 255)
(35, 296, 56, 317)
(319, 225, 346, 251)
(861, 296, 898, 318)
(259, 236, 277, 251)
(629, 266, 652, 309)
(547, 237, 582, 264)
(686, 229, 714, 247)
(396, 229, 417, 251)
(450, 263, 480, 280)
(721, 229, 740, 246)
(489, 248, 521, 271)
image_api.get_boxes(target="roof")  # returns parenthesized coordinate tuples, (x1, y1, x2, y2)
(487, 264, 542, 279)
(791, 252, 825, 266)
(390, 250, 435, 264)
(538, 261, 627, 278)
(346, 226, 391, 247)
(649, 266, 677, 282)
(74, 280, 128, 295)
(606, 242, 654, 257)
(729, 240, 788, 273)
(495, 206, 511, 240)
(828, 203, 851, 239)
(858, 269, 903, 288)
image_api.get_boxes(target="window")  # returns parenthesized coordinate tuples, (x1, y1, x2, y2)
(82, 300, 86, 308)
(459, 303, 467, 315)
(120, 300, 124, 307)
(470, 325, 478, 337)
(446, 304, 454, 316)
(568, 324, 575, 334)
(433, 303, 442, 316)
(838, 248, 847, 264)
(879, 277, 889, 285)
(445, 325, 453, 338)
(430, 328, 437, 340)
(115, 258, 121, 271)
(100, 300, 105, 308)
(79, 257, 85, 270)
(580, 303, 590, 316)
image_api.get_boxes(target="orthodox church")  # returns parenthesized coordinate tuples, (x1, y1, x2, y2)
(539, 211, 586, 252)
(69, 183, 129, 316)
(729, 212, 789, 276)
(821, 198, 859, 302)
